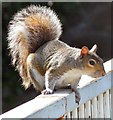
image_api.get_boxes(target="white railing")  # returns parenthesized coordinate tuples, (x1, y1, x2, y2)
(0, 58, 113, 119)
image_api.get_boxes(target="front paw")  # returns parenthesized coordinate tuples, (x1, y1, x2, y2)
(42, 88, 53, 95)
(75, 91, 81, 105)
(72, 89, 81, 104)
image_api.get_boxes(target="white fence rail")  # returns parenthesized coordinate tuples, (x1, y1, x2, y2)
(0, 58, 113, 119)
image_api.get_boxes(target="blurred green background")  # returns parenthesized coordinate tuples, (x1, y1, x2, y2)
(2, 2, 112, 113)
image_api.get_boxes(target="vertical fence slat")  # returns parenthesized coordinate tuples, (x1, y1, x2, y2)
(79, 104, 85, 118)
(85, 100, 91, 118)
(104, 90, 110, 118)
(110, 87, 113, 119)
(67, 112, 71, 118)
(92, 97, 98, 118)
(98, 94, 104, 118)
(72, 108, 78, 118)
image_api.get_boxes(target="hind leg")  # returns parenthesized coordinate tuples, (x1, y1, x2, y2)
(27, 53, 45, 92)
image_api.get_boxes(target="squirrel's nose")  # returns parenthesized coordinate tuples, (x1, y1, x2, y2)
(96, 69, 106, 77)
(101, 70, 106, 76)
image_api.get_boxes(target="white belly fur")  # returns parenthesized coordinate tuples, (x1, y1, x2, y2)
(56, 69, 82, 88)
(32, 68, 81, 89)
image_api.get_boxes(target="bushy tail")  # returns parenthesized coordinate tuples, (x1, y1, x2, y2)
(7, 5, 62, 89)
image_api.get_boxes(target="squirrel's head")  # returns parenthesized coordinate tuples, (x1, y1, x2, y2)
(79, 44, 106, 78)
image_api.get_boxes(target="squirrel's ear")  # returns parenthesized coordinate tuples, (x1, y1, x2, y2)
(81, 46, 89, 56)
(90, 44, 97, 53)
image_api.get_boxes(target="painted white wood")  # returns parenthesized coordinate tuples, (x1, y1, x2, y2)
(104, 90, 110, 118)
(0, 59, 112, 119)
(92, 97, 98, 118)
(85, 101, 91, 118)
(111, 87, 113, 119)
(104, 58, 112, 73)
(98, 94, 104, 118)
(72, 108, 78, 118)
(79, 104, 85, 118)
(0, 90, 75, 119)
(77, 72, 111, 108)
(67, 112, 71, 118)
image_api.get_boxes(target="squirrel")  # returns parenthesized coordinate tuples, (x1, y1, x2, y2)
(7, 5, 106, 103)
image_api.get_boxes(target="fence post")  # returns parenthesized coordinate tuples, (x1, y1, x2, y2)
(111, 87, 113, 119)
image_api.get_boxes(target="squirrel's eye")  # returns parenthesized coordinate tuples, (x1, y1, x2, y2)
(88, 59, 96, 66)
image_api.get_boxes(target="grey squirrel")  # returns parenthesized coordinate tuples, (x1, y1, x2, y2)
(8, 5, 106, 103)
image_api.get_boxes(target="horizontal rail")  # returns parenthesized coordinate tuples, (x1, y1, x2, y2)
(0, 58, 113, 119)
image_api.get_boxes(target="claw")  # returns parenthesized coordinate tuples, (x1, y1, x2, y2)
(42, 89, 53, 95)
